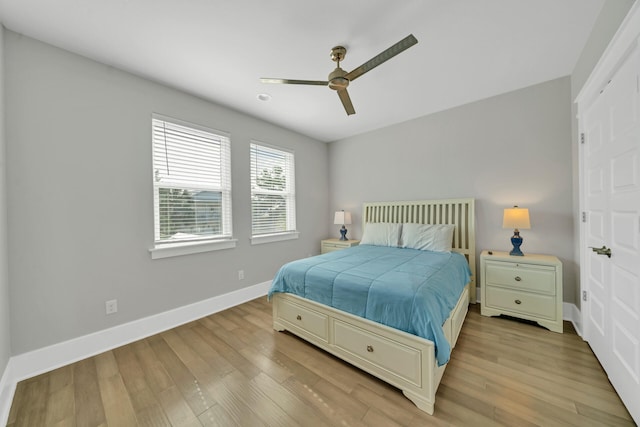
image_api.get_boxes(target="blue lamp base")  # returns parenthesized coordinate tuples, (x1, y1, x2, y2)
(339, 226, 348, 241)
(509, 230, 524, 256)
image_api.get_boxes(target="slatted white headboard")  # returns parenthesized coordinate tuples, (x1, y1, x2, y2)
(363, 198, 476, 303)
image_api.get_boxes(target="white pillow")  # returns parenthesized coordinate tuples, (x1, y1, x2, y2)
(360, 223, 402, 247)
(401, 223, 455, 252)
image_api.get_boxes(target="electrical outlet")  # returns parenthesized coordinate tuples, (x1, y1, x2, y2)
(105, 299, 118, 315)
(238, 270, 244, 280)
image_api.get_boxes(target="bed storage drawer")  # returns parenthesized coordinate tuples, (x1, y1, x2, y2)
(449, 287, 469, 347)
(277, 298, 329, 342)
(333, 319, 422, 386)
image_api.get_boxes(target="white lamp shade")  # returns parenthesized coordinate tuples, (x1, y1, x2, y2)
(334, 211, 352, 225)
(502, 207, 531, 229)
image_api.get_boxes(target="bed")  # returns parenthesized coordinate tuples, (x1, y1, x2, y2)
(269, 198, 476, 414)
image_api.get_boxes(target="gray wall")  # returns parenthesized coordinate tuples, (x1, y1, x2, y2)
(328, 77, 576, 302)
(5, 31, 329, 355)
(0, 26, 11, 380)
(570, 0, 635, 308)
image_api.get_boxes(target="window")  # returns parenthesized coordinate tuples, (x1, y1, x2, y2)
(151, 115, 233, 256)
(250, 142, 297, 243)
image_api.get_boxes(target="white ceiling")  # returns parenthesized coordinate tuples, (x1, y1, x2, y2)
(0, 0, 605, 142)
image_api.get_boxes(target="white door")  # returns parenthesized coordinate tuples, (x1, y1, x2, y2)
(581, 42, 640, 422)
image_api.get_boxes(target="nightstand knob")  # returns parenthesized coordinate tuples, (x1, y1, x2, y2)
(367, 345, 374, 353)
(515, 299, 522, 305)
(296, 315, 302, 321)
(514, 276, 522, 282)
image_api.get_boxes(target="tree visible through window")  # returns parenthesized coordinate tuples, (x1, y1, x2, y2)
(157, 189, 222, 238)
(153, 116, 232, 245)
(250, 142, 296, 236)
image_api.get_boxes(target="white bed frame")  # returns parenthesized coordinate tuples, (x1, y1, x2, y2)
(272, 198, 476, 414)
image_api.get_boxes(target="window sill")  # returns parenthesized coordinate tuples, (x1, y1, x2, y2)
(250, 231, 299, 245)
(150, 239, 237, 259)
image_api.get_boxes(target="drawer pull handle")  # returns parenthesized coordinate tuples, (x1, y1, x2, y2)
(296, 315, 302, 321)
(366, 345, 374, 353)
(514, 276, 522, 282)
(515, 299, 522, 305)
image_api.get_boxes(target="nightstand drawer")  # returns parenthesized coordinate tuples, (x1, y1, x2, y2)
(485, 286, 557, 320)
(485, 261, 556, 295)
(321, 239, 360, 254)
(322, 242, 348, 252)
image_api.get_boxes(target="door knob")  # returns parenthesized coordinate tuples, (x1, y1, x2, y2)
(589, 246, 612, 258)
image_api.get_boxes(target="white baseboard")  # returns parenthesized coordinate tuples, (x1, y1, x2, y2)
(0, 281, 271, 426)
(563, 302, 583, 337)
(0, 358, 15, 426)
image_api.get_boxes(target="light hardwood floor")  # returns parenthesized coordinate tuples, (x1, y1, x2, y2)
(7, 299, 635, 426)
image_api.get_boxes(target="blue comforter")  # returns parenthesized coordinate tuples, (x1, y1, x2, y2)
(268, 245, 471, 366)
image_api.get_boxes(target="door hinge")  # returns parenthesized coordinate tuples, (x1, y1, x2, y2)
(583, 290, 588, 302)
(580, 133, 585, 144)
(582, 212, 587, 222)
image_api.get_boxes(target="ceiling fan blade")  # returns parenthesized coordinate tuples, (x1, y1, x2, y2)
(337, 88, 355, 115)
(260, 78, 328, 86)
(345, 34, 418, 81)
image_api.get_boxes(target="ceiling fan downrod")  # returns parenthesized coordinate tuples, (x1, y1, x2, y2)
(328, 46, 349, 90)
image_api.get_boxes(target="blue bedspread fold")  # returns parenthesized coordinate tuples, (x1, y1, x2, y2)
(268, 245, 471, 366)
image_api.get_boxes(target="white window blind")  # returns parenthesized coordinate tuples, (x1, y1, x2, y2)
(152, 115, 232, 245)
(250, 142, 296, 236)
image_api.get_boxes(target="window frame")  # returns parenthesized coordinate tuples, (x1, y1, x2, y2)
(149, 114, 235, 259)
(249, 141, 298, 245)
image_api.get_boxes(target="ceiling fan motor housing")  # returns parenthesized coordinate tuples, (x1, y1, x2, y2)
(328, 67, 349, 90)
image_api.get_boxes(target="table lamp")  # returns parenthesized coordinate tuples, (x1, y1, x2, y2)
(334, 210, 352, 241)
(503, 206, 531, 256)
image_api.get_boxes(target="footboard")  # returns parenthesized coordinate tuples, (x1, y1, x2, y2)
(272, 285, 469, 414)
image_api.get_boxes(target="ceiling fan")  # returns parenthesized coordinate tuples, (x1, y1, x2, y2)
(260, 34, 418, 116)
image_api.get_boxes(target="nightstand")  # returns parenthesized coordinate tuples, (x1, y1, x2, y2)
(480, 250, 563, 333)
(321, 238, 360, 254)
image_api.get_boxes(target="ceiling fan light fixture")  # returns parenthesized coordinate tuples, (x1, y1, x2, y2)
(328, 67, 349, 90)
(328, 76, 349, 90)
